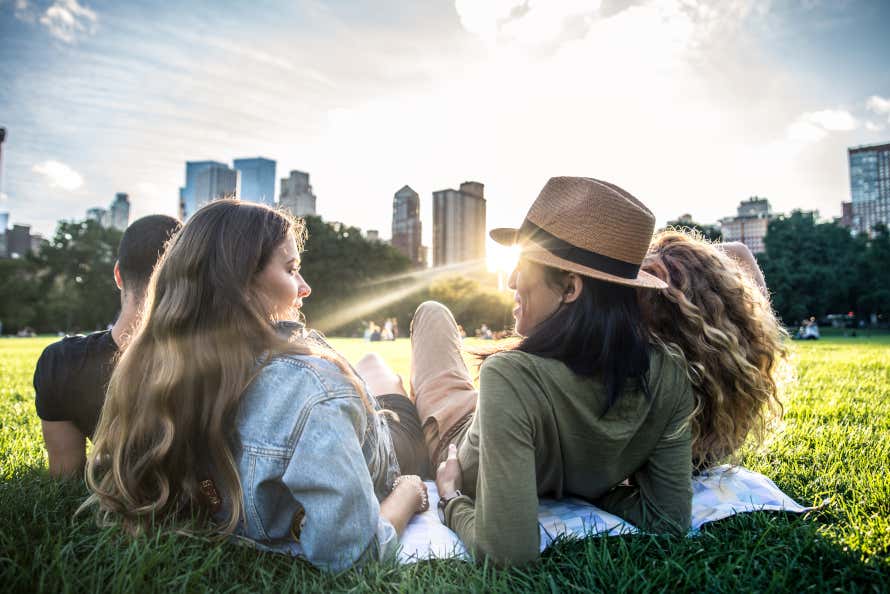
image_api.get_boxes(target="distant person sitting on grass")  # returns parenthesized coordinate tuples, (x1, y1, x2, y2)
(638, 230, 789, 471)
(794, 317, 820, 340)
(33, 214, 181, 478)
(81, 200, 429, 572)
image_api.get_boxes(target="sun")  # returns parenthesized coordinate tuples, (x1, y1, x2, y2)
(487, 243, 521, 275)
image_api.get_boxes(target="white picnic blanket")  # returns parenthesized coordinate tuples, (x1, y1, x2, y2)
(398, 465, 812, 563)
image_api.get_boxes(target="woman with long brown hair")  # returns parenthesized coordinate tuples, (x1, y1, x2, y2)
(639, 230, 788, 471)
(82, 200, 428, 572)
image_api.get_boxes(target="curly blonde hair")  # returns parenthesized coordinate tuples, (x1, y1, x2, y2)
(639, 229, 788, 471)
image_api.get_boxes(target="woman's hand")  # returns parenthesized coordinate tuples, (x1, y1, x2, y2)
(435, 443, 463, 497)
(393, 474, 429, 512)
(381, 474, 429, 536)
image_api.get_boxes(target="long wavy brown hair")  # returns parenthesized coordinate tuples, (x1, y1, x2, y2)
(82, 199, 373, 534)
(639, 230, 789, 471)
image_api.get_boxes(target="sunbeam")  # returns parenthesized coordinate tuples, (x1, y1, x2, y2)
(358, 259, 487, 287)
(312, 259, 488, 333)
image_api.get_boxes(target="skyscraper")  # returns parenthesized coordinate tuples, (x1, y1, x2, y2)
(719, 197, 772, 254)
(234, 157, 276, 206)
(432, 181, 486, 267)
(8, 224, 32, 258)
(179, 160, 229, 219)
(391, 185, 422, 266)
(86, 207, 108, 226)
(109, 193, 130, 231)
(848, 142, 890, 235)
(279, 170, 317, 217)
(0, 211, 8, 259)
(193, 164, 239, 215)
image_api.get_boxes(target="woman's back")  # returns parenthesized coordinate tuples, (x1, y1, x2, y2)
(232, 354, 401, 570)
(451, 347, 694, 563)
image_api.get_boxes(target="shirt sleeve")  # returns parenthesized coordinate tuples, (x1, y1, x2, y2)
(595, 367, 694, 536)
(33, 342, 69, 422)
(278, 395, 400, 572)
(447, 355, 540, 566)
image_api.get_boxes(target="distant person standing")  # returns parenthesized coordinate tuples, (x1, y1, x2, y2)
(33, 215, 181, 478)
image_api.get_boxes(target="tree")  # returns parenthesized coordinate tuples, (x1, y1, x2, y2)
(32, 220, 123, 332)
(760, 212, 866, 325)
(428, 276, 514, 334)
(858, 224, 890, 320)
(299, 216, 415, 334)
(0, 258, 43, 332)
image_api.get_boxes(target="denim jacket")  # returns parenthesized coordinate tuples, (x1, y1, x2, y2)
(230, 340, 401, 572)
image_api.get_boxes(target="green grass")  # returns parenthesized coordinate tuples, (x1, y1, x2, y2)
(1, 335, 888, 592)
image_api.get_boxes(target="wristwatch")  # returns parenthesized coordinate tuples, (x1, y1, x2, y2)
(437, 490, 463, 524)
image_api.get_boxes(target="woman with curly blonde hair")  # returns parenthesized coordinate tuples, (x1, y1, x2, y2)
(639, 230, 788, 472)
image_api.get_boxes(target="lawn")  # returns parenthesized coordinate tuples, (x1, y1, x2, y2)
(1, 335, 888, 592)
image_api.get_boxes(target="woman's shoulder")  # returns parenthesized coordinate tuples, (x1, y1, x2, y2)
(259, 353, 358, 396)
(645, 344, 695, 406)
(238, 354, 366, 450)
(481, 349, 547, 373)
(647, 344, 690, 381)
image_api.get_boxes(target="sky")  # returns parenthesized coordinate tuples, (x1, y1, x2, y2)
(1, 0, 890, 246)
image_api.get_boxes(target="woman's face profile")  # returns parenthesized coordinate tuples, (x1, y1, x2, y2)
(507, 256, 564, 336)
(253, 234, 311, 318)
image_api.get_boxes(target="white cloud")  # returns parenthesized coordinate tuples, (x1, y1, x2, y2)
(32, 160, 84, 191)
(455, 0, 612, 47)
(865, 121, 886, 132)
(866, 95, 890, 123)
(13, 0, 37, 22)
(787, 109, 858, 143)
(39, 0, 98, 44)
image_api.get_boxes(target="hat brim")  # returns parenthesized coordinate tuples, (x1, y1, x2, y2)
(490, 228, 667, 290)
(490, 227, 519, 246)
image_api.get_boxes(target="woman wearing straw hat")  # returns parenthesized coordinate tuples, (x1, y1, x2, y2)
(399, 176, 694, 566)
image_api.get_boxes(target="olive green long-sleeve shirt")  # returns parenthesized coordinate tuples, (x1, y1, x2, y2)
(445, 348, 694, 566)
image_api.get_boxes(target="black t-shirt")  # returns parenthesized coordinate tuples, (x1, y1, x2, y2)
(33, 330, 119, 439)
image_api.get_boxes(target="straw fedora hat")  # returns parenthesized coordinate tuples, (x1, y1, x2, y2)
(490, 177, 667, 289)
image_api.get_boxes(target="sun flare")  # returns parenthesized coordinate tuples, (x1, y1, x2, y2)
(487, 243, 521, 274)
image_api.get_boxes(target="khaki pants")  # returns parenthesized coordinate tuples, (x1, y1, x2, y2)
(410, 301, 478, 466)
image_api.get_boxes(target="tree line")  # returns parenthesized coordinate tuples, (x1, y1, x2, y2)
(0, 216, 514, 337)
(1, 212, 886, 336)
(759, 213, 889, 326)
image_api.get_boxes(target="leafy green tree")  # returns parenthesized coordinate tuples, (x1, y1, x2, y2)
(32, 220, 123, 332)
(427, 276, 514, 334)
(0, 258, 43, 332)
(858, 224, 890, 320)
(299, 216, 414, 333)
(760, 212, 866, 325)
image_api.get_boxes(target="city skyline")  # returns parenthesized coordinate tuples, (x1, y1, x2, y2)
(2, 0, 890, 245)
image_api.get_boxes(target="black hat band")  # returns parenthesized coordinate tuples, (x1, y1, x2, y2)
(519, 220, 640, 280)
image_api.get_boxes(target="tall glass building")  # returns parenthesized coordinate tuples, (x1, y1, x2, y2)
(392, 185, 422, 266)
(848, 142, 890, 235)
(234, 157, 276, 206)
(180, 160, 228, 219)
(432, 181, 486, 267)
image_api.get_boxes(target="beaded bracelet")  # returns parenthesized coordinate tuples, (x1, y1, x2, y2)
(392, 474, 429, 512)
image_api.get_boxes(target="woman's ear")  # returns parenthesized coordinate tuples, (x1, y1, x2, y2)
(562, 273, 583, 304)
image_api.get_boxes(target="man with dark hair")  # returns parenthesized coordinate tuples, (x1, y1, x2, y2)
(34, 215, 181, 478)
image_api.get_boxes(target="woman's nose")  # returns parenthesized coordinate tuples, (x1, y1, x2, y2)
(507, 267, 519, 290)
(298, 277, 312, 298)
